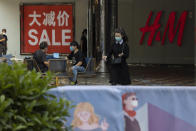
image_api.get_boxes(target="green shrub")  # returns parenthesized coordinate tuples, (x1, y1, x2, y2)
(0, 63, 72, 131)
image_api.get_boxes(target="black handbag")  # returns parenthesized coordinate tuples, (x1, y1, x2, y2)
(111, 57, 122, 64)
(111, 44, 125, 64)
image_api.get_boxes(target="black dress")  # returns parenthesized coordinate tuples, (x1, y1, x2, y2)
(107, 42, 131, 85)
(81, 36, 87, 57)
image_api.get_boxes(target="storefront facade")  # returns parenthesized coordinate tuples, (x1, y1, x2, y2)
(0, 0, 195, 64)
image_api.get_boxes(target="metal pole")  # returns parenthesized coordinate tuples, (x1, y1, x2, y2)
(99, 0, 106, 72)
(87, 0, 93, 57)
(99, 0, 118, 72)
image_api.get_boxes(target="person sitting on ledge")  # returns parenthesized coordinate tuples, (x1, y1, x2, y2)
(33, 41, 49, 73)
(66, 41, 86, 85)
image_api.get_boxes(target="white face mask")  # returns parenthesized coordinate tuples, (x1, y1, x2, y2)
(131, 100, 138, 107)
(2, 32, 6, 35)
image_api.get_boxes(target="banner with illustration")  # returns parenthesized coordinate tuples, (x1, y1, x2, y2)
(49, 86, 196, 131)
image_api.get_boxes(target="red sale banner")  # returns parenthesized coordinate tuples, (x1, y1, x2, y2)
(20, 4, 74, 54)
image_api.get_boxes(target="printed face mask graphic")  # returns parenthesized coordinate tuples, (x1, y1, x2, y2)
(131, 100, 138, 107)
(125, 96, 139, 110)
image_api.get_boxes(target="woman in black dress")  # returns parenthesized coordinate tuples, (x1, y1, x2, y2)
(80, 29, 87, 57)
(103, 27, 131, 85)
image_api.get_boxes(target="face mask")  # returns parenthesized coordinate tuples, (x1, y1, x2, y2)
(115, 37, 122, 42)
(70, 46, 74, 52)
(131, 100, 138, 107)
(2, 32, 6, 35)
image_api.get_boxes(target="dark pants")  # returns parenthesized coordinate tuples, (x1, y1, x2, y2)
(2, 45, 7, 55)
(110, 63, 131, 85)
(0, 44, 4, 57)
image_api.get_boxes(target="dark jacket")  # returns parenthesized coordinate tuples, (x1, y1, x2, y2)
(33, 50, 48, 73)
(0, 34, 5, 56)
(107, 42, 131, 85)
(124, 114, 141, 131)
(68, 50, 86, 68)
(107, 42, 129, 63)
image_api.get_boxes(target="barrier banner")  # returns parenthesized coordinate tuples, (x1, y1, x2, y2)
(118, 86, 196, 131)
(49, 87, 124, 131)
(20, 4, 74, 54)
(49, 86, 196, 131)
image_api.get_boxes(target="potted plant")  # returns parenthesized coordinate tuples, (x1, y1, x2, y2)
(0, 63, 73, 131)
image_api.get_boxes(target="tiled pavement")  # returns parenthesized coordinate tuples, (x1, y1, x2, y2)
(77, 65, 196, 86)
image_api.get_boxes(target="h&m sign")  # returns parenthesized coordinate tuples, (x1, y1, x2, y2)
(140, 11, 188, 47)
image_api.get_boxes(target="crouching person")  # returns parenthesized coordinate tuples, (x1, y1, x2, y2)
(67, 41, 86, 85)
(33, 41, 49, 73)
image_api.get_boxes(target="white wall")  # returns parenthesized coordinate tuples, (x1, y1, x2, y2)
(0, 0, 20, 58)
(0, 0, 88, 58)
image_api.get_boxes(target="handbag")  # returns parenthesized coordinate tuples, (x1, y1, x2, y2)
(111, 44, 125, 64)
(112, 57, 122, 64)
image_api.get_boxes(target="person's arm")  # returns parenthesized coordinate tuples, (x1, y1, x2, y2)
(5, 35, 8, 41)
(76, 61, 82, 66)
(122, 44, 129, 58)
(0, 38, 5, 42)
(42, 54, 49, 67)
(44, 61, 49, 67)
(103, 45, 113, 61)
(119, 44, 129, 58)
(5, 36, 8, 49)
(67, 52, 73, 60)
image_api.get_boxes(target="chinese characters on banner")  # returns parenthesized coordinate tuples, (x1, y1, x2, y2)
(140, 11, 188, 47)
(20, 5, 73, 54)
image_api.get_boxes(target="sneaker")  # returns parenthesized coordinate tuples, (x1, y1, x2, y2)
(70, 81, 76, 85)
(70, 80, 78, 85)
(69, 77, 78, 85)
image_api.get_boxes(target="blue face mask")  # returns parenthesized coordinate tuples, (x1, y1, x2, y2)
(115, 37, 122, 42)
(70, 46, 74, 52)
